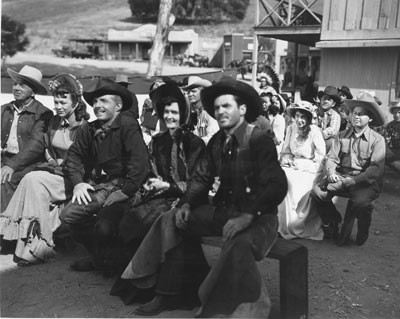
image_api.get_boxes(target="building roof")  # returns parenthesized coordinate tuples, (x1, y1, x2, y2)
(107, 24, 196, 43)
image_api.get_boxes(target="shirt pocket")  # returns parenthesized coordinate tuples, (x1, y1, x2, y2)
(340, 138, 350, 154)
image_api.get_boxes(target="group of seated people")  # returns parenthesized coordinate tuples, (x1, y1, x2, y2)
(0, 64, 397, 317)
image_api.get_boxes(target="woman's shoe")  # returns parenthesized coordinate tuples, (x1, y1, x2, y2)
(134, 294, 180, 316)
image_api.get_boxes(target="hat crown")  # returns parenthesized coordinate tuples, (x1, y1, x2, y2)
(48, 73, 83, 96)
(324, 86, 339, 96)
(18, 65, 43, 82)
(185, 76, 211, 88)
(356, 92, 376, 104)
(115, 74, 130, 83)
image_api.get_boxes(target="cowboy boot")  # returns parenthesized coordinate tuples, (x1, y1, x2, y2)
(355, 211, 372, 246)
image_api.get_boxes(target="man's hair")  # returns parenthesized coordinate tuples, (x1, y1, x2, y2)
(112, 95, 123, 107)
(232, 95, 246, 109)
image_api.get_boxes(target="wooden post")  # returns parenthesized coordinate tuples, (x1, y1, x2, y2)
(252, 0, 260, 86)
(292, 42, 298, 101)
(146, 0, 173, 77)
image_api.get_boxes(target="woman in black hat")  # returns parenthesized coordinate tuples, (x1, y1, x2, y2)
(0, 74, 90, 266)
(108, 82, 208, 290)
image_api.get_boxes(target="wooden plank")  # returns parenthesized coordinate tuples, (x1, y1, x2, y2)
(361, 0, 381, 29)
(321, 28, 400, 40)
(345, 0, 363, 30)
(396, 0, 400, 27)
(379, 0, 392, 29)
(322, 0, 332, 31)
(329, 0, 347, 30)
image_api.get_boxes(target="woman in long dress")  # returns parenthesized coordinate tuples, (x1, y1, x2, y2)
(0, 74, 90, 265)
(278, 101, 326, 240)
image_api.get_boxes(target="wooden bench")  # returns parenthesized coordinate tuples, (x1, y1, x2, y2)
(201, 237, 308, 319)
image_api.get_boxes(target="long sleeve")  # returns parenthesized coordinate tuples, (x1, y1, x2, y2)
(322, 110, 341, 139)
(312, 126, 326, 164)
(280, 124, 294, 161)
(202, 114, 219, 145)
(273, 114, 286, 144)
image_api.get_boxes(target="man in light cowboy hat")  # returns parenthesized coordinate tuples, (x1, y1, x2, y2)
(1, 65, 53, 212)
(312, 91, 386, 246)
(114, 74, 139, 120)
(126, 76, 287, 317)
(384, 100, 400, 173)
(60, 77, 148, 272)
(320, 86, 342, 152)
(182, 75, 219, 144)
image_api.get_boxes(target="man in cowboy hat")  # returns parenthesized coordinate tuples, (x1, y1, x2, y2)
(129, 76, 287, 317)
(115, 74, 139, 120)
(320, 86, 342, 152)
(312, 91, 386, 246)
(1, 65, 53, 212)
(182, 75, 219, 144)
(337, 85, 353, 131)
(60, 77, 148, 272)
(384, 100, 400, 173)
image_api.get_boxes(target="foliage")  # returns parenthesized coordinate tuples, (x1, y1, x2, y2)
(127, 0, 250, 23)
(1, 15, 30, 58)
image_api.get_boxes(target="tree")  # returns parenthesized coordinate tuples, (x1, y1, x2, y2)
(1, 15, 30, 60)
(146, 0, 173, 77)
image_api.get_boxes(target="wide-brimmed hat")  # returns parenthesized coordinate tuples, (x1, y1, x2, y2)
(338, 85, 353, 100)
(83, 78, 133, 110)
(322, 86, 341, 104)
(272, 94, 287, 113)
(346, 92, 386, 126)
(7, 65, 48, 95)
(389, 100, 400, 114)
(150, 82, 189, 125)
(201, 76, 263, 123)
(182, 76, 212, 90)
(48, 73, 83, 97)
(287, 101, 314, 123)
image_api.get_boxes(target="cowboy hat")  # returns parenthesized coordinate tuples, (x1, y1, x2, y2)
(287, 101, 315, 123)
(48, 73, 83, 96)
(389, 100, 400, 114)
(115, 74, 132, 88)
(7, 65, 48, 95)
(150, 82, 189, 125)
(182, 76, 212, 90)
(201, 76, 263, 123)
(322, 86, 341, 104)
(346, 92, 386, 126)
(338, 85, 353, 100)
(83, 77, 133, 111)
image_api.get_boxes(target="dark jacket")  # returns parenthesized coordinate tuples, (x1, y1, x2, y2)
(64, 113, 149, 196)
(149, 128, 207, 200)
(1, 99, 53, 171)
(181, 121, 288, 216)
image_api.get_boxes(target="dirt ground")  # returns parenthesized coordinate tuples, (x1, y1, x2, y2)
(1, 55, 400, 319)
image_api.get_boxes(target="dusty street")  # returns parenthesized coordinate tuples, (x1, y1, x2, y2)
(1, 168, 399, 319)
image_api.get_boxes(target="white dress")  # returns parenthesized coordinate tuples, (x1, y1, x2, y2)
(278, 124, 326, 240)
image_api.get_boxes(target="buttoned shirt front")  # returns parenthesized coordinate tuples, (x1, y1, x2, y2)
(322, 109, 341, 139)
(326, 126, 386, 184)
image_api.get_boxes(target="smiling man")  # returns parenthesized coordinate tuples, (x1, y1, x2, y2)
(60, 78, 148, 272)
(1, 65, 53, 213)
(312, 92, 386, 246)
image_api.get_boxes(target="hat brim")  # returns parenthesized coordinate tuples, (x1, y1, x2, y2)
(346, 99, 386, 126)
(83, 85, 133, 111)
(389, 106, 400, 114)
(182, 80, 212, 91)
(7, 69, 48, 95)
(201, 78, 262, 123)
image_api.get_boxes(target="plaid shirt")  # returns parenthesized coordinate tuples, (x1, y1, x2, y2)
(322, 109, 341, 139)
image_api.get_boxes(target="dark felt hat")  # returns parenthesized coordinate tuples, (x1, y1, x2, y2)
(83, 78, 133, 110)
(323, 86, 341, 104)
(389, 100, 400, 114)
(338, 85, 353, 100)
(150, 82, 189, 125)
(201, 76, 263, 123)
(346, 92, 386, 126)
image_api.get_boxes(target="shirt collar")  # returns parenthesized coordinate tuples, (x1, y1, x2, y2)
(349, 125, 371, 141)
(12, 99, 35, 114)
(225, 120, 248, 146)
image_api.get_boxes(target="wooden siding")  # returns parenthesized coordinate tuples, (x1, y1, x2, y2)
(319, 47, 399, 119)
(322, 0, 400, 40)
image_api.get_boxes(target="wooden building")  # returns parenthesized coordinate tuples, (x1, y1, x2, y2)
(253, 0, 400, 123)
(104, 24, 198, 61)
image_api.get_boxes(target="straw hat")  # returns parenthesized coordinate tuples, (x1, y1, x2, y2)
(7, 65, 48, 95)
(182, 76, 212, 90)
(287, 101, 314, 123)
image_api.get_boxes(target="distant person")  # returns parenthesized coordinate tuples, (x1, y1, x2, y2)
(115, 74, 139, 120)
(312, 92, 386, 246)
(266, 95, 287, 155)
(383, 101, 400, 173)
(0, 74, 90, 265)
(320, 86, 341, 152)
(183, 76, 219, 144)
(337, 85, 353, 131)
(1, 65, 53, 213)
(257, 73, 277, 95)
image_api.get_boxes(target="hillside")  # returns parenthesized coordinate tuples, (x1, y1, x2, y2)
(2, 0, 257, 54)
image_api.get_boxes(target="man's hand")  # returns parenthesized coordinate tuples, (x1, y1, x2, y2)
(175, 203, 191, 230)
(103, 190, 129, 207)
(72, 183, 95, 205)
(1, 166, 14, 183)
(327, 173, 341, 183)
(144, 177, 169, 192)
(223, 213, 254, 241)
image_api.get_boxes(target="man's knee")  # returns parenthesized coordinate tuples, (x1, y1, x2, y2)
(60, 202, 92, 225)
